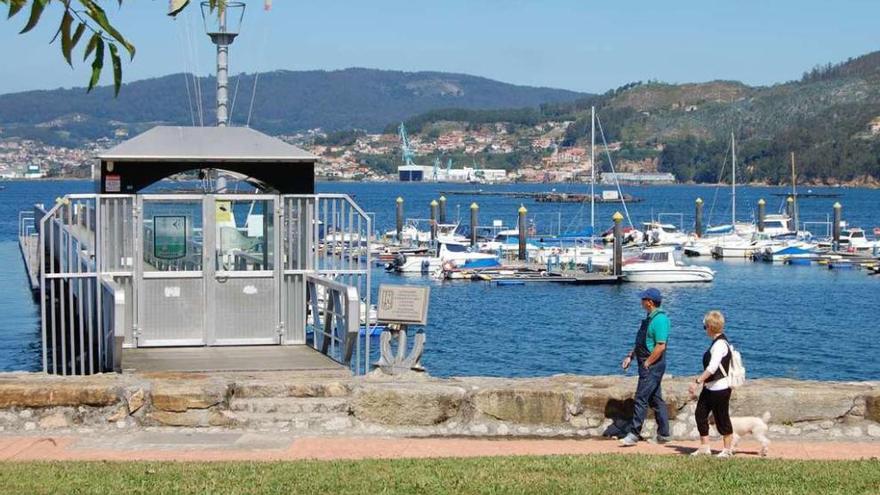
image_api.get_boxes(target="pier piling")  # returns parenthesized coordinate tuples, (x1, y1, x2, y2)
(694, 198, 703, 238)
(786, 196, 795, 231)
(833, 202, 842, 250)
(612, 212, 623, 277)
(396, 197, 404, 244)
(758, 198, 766, 233)
(470, 202, 479, 247)
(438, 196, 447, 224)
(518, 205, 527, 261)
(430, 200, 438, 242)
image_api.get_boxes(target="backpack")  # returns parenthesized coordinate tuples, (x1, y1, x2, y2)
(719, 341, 746, 388)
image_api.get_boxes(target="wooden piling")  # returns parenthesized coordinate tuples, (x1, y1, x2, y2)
(438, 196, 447, 224)
(518, 205, 527, 261)
(613, 212, 623, 277)
(396, 197, 404, 244)
(694, 198, 703, 238)
(758, 198, 766, 233)
(470, 202, 479, 247)
(786, 196, 795, 231)
(430, 200, 438, 242)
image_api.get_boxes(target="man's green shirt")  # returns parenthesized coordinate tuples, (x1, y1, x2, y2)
(646, 308, 670, 352)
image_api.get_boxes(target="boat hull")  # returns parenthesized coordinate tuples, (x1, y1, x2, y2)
(622, 268, 715, 283)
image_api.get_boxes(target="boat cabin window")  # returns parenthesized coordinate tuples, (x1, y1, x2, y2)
(849, 230, 865, 238)
(443, 243, 468, 253)
(639, 251, 669, 262)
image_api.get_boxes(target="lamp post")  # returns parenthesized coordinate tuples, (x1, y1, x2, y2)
(202, 2, 246, 127)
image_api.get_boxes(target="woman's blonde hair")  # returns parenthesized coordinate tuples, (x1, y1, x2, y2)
(703, 310, 725, 336)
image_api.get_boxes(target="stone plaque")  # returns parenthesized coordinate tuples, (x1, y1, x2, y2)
(377, 284, 430, 325)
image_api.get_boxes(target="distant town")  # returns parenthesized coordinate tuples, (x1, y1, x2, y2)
(0, 121, 677, 184)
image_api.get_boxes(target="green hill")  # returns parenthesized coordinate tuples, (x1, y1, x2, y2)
(403, 52, 880, 184)
(0, 68, 586, 146)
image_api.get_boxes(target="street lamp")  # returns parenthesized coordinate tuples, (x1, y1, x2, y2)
(201, 1, 246, 127)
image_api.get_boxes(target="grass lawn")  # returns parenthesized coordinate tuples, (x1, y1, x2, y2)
(0, 454, 878, 494)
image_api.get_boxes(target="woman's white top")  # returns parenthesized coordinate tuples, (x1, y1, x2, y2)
(704, 338, 730, 391)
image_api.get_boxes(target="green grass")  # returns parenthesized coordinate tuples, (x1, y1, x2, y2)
(0, 455, 878, 495)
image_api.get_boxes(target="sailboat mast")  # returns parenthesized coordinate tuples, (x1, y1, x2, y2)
(791, 151, 799, 233)
(590, 106, 596, 234)
(731, 132, 736, 227)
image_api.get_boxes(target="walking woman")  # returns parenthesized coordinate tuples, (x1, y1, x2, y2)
(689, 310, 734, 457)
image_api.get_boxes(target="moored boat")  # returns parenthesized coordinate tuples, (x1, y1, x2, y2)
(622, 246, 715, 283)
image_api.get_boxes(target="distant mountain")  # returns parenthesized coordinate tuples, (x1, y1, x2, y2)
(0, 68, 586, 146)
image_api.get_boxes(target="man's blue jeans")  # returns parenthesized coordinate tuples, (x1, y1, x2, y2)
(628, 358, 670, 437)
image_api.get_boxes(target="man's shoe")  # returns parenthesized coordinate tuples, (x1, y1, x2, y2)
(654, 435, 672, 444)
(619, 433, 639, 447)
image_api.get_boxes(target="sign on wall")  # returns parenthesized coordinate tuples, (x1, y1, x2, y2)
(377, 284, 430, 325)
(153, 215, 187, 260)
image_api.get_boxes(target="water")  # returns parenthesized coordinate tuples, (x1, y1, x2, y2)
(1, 179, 878, 380)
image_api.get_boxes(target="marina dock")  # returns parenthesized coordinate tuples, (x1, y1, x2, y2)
(440, 190, 642, 203)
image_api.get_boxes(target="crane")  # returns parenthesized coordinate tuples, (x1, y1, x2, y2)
(398, 123, 416, 167)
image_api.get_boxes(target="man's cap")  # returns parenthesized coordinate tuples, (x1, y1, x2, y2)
(639, 288, 662, 303)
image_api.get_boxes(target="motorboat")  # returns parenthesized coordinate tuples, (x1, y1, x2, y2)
(478, 229, 540, 255)
(753, 244, 820, 263)
(711, 232, 780, 259)
(622, 246, 715, 283)
(641, 222, 689, 247)
(682, 225, 738, 257)
(388, 241, 500, 273)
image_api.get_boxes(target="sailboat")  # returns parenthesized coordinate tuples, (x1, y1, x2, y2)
(683, 133, 748, 256)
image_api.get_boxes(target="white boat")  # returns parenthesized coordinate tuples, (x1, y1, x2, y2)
(533, 244, 612, 269)
(711, 232, 780, 259)
(478, 229, 540, 255)
(390, 241, 499, 273)
(622, 247, 715, 283)
(641, 221, 690, 247)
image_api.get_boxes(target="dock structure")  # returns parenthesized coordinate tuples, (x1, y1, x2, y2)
(20, 126, 374, 377)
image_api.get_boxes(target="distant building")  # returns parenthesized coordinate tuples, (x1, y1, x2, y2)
(600, 172, 675, 185)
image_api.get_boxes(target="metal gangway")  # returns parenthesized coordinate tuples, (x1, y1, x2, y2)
(28, 192, 374, 376)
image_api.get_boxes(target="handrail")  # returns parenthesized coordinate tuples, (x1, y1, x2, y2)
(305, 274, 359, 365)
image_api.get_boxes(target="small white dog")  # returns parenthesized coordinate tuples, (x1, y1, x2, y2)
(730, 411, 772, 457)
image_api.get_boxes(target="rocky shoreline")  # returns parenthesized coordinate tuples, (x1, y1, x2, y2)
(0, 372, 878, 442)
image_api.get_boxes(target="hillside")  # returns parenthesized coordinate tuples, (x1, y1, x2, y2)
(402, 51, 880, 184)
(0, 68, 586, 146)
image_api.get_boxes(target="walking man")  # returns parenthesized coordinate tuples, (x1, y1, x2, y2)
(619, 288, 671, 446)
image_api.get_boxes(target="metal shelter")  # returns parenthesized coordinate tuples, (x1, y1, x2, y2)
(27, 126, 373, 375)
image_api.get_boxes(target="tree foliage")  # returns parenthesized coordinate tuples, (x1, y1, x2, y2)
(2, 0, 224, 95)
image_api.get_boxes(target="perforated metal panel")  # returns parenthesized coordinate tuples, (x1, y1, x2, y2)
(138, 278, 205, 346)
(211, 277, 278, 344)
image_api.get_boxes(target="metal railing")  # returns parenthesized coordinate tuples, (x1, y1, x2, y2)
(31, 192, 373, 375)
(305, 274, 360, 367)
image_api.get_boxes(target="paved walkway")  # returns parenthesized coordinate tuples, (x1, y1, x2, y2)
(0, 433, 878, 462)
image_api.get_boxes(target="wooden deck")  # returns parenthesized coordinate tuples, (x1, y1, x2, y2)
(122, 345, 349, 374)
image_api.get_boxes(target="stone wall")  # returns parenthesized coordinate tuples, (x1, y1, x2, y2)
(0, 372, 878, 441)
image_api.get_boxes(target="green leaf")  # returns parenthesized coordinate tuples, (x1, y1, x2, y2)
(60, 10, 74, 65)
(70, 22, 86, 48)
(7, 0, 27, 19)
(83, 32, 99, 62)
(19, 0, 48, 34)
(81, 0, 136, 59)
(87, 37, 104, 92)
(109, 43, 122, 96)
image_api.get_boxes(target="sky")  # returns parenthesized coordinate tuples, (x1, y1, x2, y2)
(0, 0, 878, 95)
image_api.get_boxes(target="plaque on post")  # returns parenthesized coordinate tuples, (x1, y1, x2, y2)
(374, 284, 430, 374)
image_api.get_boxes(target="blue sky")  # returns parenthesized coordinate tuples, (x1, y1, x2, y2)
(1, 0, 878, 95)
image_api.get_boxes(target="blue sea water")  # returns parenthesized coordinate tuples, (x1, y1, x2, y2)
(1, 179, 878, 380)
